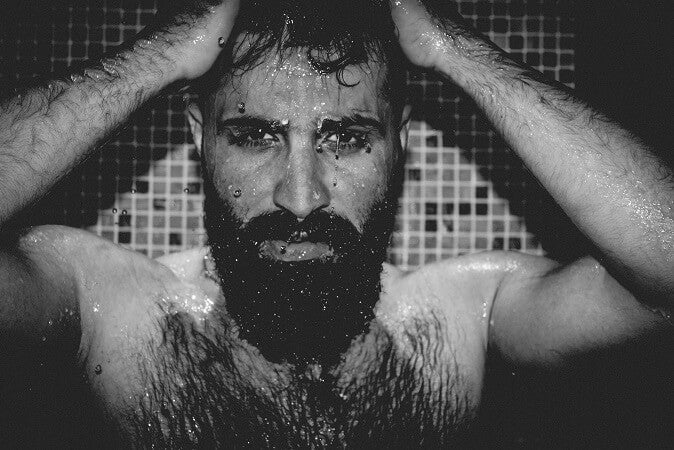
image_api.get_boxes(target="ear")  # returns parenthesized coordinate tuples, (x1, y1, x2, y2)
(186, 102, 204, 155)
(398, 103, 412, 151)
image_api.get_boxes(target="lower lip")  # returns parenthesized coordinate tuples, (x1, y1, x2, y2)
(259, 240, 334, 262)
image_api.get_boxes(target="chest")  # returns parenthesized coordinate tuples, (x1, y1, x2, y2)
(84, 264, 488, 446)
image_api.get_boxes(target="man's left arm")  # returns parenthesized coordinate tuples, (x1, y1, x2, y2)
(390, 0, 673, 311)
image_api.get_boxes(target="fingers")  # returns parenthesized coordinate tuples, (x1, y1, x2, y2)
(144, 0, 240, 81)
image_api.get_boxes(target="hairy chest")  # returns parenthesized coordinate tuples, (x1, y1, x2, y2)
(84, 261, 488, 446)
(88, 308, 478, 448)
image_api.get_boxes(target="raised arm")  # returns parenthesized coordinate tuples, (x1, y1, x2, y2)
(0, 0, 239, 227)
(390, 0, 673, 309)
(389, 1, 673, 372)
(0, 0, 239, 336)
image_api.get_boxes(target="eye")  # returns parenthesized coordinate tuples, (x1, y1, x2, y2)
(321, 130, 369, 155)
(228, 128, 278, 148)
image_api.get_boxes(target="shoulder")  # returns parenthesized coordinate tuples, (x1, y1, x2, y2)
(375, 251, 556, 411)
(379, 250, 558, 350)
(382, 250, 556, 308)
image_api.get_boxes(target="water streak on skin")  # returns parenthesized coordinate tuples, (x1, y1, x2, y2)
(619, 178, 674, 258)
(159, 289, 215, 324)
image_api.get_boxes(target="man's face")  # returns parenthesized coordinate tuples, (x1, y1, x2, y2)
(199, 48, 404, 368)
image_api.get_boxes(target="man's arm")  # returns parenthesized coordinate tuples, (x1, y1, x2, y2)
(0, 0, 239, 226)
(391, 0, 674, 308)
(0, 0, 239, 333)
(390, 0, 673, 309)
(390, 0, 673, 369)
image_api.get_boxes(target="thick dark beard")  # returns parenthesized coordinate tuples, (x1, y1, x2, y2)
(203, 172, 401, 369)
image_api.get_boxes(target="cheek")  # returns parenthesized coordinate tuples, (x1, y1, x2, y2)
(206, 147, 278, 217)
(337, 157, 391, 226)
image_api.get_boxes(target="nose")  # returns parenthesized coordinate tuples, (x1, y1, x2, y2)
(273, 138, 331, 220)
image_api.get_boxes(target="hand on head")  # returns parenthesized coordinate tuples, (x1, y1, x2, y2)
(389, 0, 465, 71)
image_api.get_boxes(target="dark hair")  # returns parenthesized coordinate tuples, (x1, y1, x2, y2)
(232, 0, 399, 79)
(200, 0, 406, 118)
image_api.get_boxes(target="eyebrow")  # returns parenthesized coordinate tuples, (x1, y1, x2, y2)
(216, 115, 286, 134)
(320, 114, 386, 137)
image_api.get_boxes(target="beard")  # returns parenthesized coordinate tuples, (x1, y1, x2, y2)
(203, 170, 402, 369)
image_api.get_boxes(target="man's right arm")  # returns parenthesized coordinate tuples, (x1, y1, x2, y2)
(0, 0, 239, 335)
(0, 0, 238, 225)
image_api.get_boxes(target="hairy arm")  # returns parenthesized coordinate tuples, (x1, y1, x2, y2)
(0, 0, 238, 333)
(391, 0, 673, 311)
(0, 1, 238, 226)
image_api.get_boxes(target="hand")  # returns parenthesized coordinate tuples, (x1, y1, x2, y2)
(389, 0, 463, 71)
(137, 0, 240, 82)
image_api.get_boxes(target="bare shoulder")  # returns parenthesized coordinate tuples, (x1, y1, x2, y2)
(380, 250, 555, 321)
(375, 251, 554, 409)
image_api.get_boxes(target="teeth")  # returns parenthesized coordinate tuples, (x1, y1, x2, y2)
(289, 230, 309, 243)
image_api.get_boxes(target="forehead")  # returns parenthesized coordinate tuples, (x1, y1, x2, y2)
(209, 49, 390, 122)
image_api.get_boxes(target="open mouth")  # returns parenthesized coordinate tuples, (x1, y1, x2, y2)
(258, 239, 335, 262)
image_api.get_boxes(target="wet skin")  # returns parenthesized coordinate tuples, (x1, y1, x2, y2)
(4, 51, 669, 445)
(6, 57, 495, 443)
(26, 230, 492, 444)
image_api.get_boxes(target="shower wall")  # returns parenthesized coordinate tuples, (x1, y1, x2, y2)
(0, 0, 577, 268)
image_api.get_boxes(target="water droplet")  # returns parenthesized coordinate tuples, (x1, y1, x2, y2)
(41, 336, 47, 342)
(237, 102, 245, 113)
(280, 246, 287, 254)
(184, 188, 190, 193)
(112, 208, 117, 213)
(131, 188, 136, 194)
(233, 189, 242, 198)
(218, 36, 226, 47)
(121, 209, 127, 215)
(94, 364, 102, 375)
(316, 144, 323, 153)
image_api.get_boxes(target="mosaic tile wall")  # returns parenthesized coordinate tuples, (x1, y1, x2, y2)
(0, 0, 576, 269)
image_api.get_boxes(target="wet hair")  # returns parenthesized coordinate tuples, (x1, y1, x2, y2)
(199, 0, 407, 119)
(231, 0, 399, 80)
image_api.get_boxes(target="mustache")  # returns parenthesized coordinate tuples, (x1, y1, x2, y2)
(238, 209, 362, 254)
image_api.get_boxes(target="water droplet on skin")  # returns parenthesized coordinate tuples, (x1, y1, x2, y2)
(237, 102, 245, 113)
(94, 364, 102, 375)
(218, 36, 226, 47)
(233, 189, 242, 198)
(112, 208, 117, 213)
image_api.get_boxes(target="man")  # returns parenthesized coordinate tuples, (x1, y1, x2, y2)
(0, 0, 672, 447)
